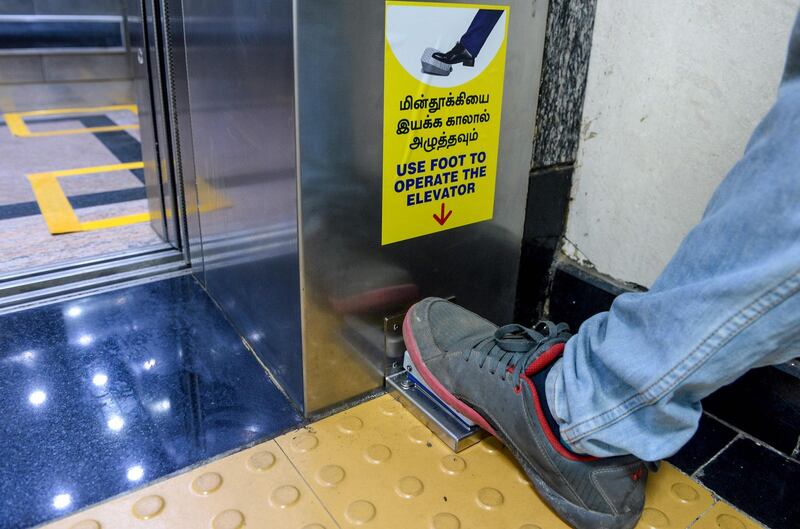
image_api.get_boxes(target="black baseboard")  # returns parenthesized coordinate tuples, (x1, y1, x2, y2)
(514, 166, 573, 324)
(545, 259, 642, 331)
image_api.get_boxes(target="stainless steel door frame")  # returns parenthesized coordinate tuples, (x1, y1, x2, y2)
(179, 0, 304, 407)
(127, 0, 167, 241)
(153, 0, 199, 267)
(129, 0, 182, 248)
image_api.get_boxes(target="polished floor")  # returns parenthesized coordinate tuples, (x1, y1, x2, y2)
(43, 395, 766, 529)
(0, 275, 301, 529)
(0, 104, 161, 275)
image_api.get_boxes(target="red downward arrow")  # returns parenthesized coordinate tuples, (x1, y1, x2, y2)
(433, 202, 453, 226)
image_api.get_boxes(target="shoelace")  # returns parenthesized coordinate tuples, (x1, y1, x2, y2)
(465, 321, 571, 389)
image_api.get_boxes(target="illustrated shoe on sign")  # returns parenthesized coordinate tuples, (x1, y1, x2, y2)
(432, 42, 475, 66)
(403, 298, 649, 529)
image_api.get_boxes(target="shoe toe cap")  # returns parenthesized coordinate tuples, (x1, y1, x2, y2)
(406, 298, 496, 359)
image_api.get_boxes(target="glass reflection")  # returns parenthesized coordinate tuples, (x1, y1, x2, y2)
(52, 494, 71, 510)
(126, 465, 144, 482)
(107, 415, 125, 432)
(28, 389, 46, 406)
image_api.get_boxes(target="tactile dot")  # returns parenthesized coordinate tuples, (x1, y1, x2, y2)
(212, 509, 245, 529)
(301, 525, 327, 529)
(70, 521, 101, 529)
(518, 525, 542, 529)
(345, 500, 376, 525)
(364, 444, 392, 463)
(640, 507, 670, 528)
(379, 399, 403, 416)
(317, 464, 346, 487)
(395, 476, 424, 498)
(439, 455, 467, 475)
(132, 495, 165, 520)
(479, 437, 504, 454)
(191, 472, 223, 495)
(476, 487, 504, 509)
(246, 450, 276, 472)
(270, 485, 301, 508)
(430, 512, 461, 529)
(338, 416, 364, 433)
(716, 514, 747, 529)
(670, 482, 699, 503)
(515, 470, 530, 485)
(291, 432, 319, 452)
(408, 425, 432, 444)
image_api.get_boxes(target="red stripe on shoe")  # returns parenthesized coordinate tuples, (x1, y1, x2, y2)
(523, 343, 598, 462)
(524, 342, 565, 376)
(402, 310, 498, 437)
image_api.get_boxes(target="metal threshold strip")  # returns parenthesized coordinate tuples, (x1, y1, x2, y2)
(0, 245, 187, 313)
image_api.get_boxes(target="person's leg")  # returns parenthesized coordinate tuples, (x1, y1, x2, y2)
(459, 9, 503, 58)
(547, 14, 800, 461)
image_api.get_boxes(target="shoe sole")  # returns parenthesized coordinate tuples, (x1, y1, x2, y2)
(402, 308, 641, 529)
(403, 310, 498, 436)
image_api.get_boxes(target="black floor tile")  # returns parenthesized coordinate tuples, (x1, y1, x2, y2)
(667, 413, 738, 475)
(697, 438, 800, 528)
(703, 366, 800, 456)
(0, 275, 302, 529)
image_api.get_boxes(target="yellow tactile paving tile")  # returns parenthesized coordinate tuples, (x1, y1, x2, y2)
(277, 395, 570, 529)
(44, 441, 337, 529)
(692, 501, 765, 529)
(278, 395, 739, 529)
(635, 463, 714, 529)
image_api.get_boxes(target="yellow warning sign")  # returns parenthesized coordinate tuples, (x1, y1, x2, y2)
(382, 1, 509, 245)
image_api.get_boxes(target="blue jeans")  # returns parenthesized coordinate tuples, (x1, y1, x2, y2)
(546, 14, 800, 461)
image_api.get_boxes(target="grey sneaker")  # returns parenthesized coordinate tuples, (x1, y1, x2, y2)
(403, 297, 648, 529)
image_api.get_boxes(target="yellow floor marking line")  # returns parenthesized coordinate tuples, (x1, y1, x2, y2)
(27, 162, 150, 234)
(3, 104, 139, 137)
(44, 440, 338, 529)
(80, 212, 152, 231)
(27, 171, 82, 233)
(692, 501, 765, 529)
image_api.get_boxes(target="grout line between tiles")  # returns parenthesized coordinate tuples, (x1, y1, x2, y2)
(276, 435, 343, 529)
(691, 433, 741, 480)
(701, 411, 795, 460)
(685, 497, 719, 528)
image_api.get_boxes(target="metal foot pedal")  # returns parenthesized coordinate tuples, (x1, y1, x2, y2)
(386, 352, 486, 452)
(420, 47, 453, 76)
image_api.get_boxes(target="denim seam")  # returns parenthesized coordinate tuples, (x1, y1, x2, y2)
(560, 270, 800, 443)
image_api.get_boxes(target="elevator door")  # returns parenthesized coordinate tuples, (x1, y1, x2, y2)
(0, 0, 182, 285)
